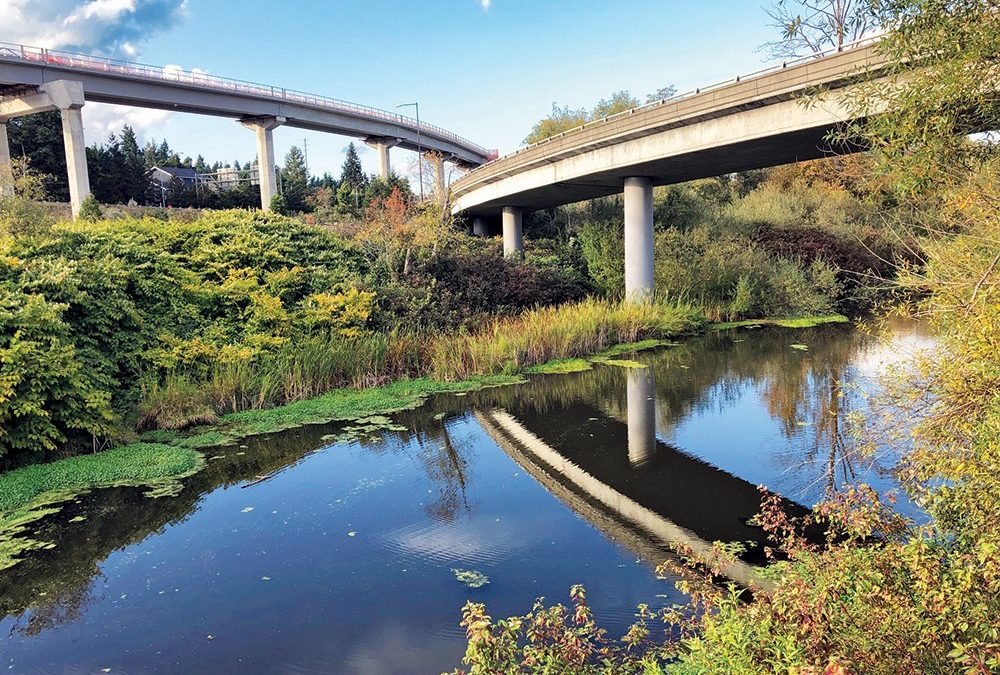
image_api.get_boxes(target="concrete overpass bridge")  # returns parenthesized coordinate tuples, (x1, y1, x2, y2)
(453, 39, 890, 299)
(0, 42, 491, 215)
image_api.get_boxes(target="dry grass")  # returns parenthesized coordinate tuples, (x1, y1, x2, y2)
(429, 298, 703, 380)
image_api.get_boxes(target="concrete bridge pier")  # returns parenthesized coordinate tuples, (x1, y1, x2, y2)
(626, 366, 656, 467)
(61, 106, 90, 217)
(0, 80, 91, 216)
(0, 122, 12, 196)
(472, 216, 488, 237)
(424, 152, 447, 204)
(365, 136, 401, 179)
(241, 116, 286, 210)
(502, 206, 523, 257)
(623, 176, 655, 302)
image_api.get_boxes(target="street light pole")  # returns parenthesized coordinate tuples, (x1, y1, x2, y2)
(397, 102, 423, 201)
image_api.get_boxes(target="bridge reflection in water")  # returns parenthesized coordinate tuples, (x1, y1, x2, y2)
(475, 364, 806, 590)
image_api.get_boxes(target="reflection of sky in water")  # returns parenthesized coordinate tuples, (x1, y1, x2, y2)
(659, 321, 930, 519)
(0, 320, 930, 673)
(1, 415, 672, 674)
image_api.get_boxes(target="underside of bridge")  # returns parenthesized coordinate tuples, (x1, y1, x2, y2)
(463, 123, 856, 300)
(461, 125, 851, 217)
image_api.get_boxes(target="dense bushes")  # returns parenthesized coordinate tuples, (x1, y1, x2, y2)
(575, 167, 904, 320)
(654, 226, 841, 321)
(0, 210, 614, 460)
(376, 242, 589, 329)
(0, 211, 370, 459)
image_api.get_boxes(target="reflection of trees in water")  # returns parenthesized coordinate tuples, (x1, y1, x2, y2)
(761, 340, 861, 498)
(397, 417, 473, 523)
(0, 415, 480, 636)
(467, 324, 880, 501)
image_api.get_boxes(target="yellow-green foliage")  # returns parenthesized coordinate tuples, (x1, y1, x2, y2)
(303, 287, 376, 337)
(0, 210, 364, 457)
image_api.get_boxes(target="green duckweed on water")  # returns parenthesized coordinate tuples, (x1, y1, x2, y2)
(0, 443, 204, 570)
(710, 314, 849, 331)
(600, 359, 647, 368)
(208, 375, 525, 442)
(525, 358, 594, 375)
(453, 568, 490, 589)
(526, 339, 677, 375)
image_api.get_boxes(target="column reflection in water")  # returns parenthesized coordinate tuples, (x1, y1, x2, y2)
(626, 366, 656, 466)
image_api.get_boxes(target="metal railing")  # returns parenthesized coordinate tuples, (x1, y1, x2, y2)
(0, 41, 489, 157)
(459, 35, 884, 179)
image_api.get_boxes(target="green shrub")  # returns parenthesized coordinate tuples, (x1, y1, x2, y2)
(0, 291, 115, 460)
(653, 225, 839, 322)
(268, 193, 289, 215)
(77, 194, 103, 222)
(0, 211, 366, 456)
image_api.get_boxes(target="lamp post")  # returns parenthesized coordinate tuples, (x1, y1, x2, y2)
(397, 102, 423, 201)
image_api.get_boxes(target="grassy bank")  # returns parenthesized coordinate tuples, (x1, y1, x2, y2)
(147, 374, 526, 449)
(430, 299, 703, 380)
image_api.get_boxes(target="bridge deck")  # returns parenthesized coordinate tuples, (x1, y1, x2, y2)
(0, 42, 488, 166)
(452, 41, 888, 215)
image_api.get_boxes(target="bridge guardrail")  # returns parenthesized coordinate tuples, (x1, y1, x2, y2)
(0, 42, 488, 157)
(459, 35, 884, 179)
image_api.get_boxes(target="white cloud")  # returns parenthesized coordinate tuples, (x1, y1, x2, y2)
(84, 102, 173, 143)
(480, 0, 491, 9)
(0, 0, 187, 58)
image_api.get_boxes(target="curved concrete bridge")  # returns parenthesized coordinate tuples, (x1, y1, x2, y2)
(453, 40, 890, 298)
(0, 42, 490, 215)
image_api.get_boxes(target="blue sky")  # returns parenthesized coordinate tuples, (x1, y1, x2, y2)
(1, 0, 783, 178)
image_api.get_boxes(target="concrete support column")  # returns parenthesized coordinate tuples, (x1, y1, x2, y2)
(0, 122, 12, 196)
(426, 152, 446, 204)
(241, 116, 286, 210)
(472, 216, 488, 237)
(365, 137, 401, 179)
(502, 206, 523, 257)
(626, 366, 656, 467)
(376, 143, 391, 179)
(0, 80, 90, 215)
(60, 107, 90, 217)
(623, 176, 654, 302)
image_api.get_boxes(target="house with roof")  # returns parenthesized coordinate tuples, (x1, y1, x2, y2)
(148, 166, 206, 191)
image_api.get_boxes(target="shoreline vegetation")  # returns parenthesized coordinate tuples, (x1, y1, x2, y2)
(0, 311, 845, 571)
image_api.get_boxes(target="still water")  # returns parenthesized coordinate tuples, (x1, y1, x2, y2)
(0, 321, 931, 674)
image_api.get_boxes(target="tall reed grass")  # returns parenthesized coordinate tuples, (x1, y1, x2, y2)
(138, 299, 703, 429)
(429, 298, 703, 381)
